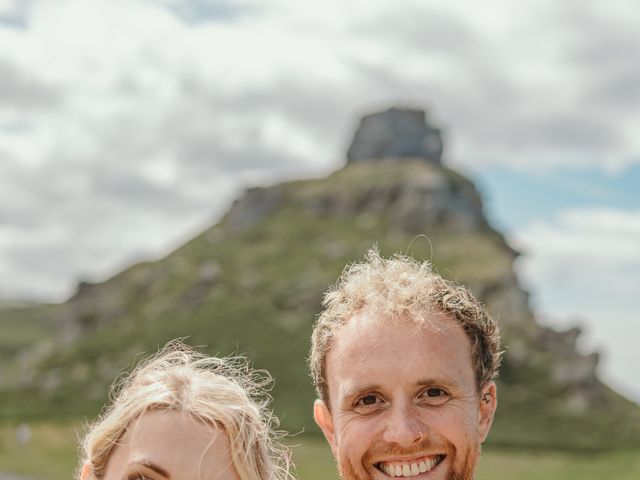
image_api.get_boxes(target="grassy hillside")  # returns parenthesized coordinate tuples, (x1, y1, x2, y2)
(0, 305, 56, 356)
(1, 161, 638, 451)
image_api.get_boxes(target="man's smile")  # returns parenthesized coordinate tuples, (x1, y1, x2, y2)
(375, 454, 445, 477)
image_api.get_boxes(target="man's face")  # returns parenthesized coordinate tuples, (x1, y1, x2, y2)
(314, 310, 496, 480)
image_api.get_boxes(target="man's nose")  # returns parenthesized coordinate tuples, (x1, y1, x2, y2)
(382, 402, 425, 447)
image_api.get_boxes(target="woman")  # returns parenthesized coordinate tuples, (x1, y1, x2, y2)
(77, 341, 292, 480)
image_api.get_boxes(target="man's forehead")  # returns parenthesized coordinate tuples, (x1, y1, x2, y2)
(338, 308, 460, 341)
(327, 309, 473, 378)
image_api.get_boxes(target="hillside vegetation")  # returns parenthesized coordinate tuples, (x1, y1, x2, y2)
(1, 160, 639, 451)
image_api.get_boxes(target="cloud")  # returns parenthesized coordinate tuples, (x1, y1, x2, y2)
(513, 208, 640, 298)
(0, 0, 30, 29)
(0, 60, 61, 110)
(0, 0, 639, 303)
(151, 0, 255, 24)
(512, 207, 640, 401)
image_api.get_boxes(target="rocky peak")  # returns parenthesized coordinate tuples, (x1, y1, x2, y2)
(346, 107, 444, 164)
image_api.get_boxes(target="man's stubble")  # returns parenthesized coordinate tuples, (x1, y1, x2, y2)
(336, 437, 480, 480)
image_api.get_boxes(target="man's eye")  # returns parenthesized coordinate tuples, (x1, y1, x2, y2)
(354, 394, 382, 410)
(419, 388, 450, 405)
(360, 395, 378, 405)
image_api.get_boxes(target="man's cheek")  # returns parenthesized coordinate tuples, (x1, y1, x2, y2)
(338, 448, 370, 480)
(337, 430, 366, 477)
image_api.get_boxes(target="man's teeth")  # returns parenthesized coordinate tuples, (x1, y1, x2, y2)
(378, 456, 442, 477)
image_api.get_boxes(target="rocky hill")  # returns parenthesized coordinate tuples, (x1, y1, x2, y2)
(1, 108, 638, 451)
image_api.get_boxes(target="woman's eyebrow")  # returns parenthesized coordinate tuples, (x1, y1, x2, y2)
(128, 459, 171, 479)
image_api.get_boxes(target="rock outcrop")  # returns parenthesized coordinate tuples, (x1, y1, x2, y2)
(347, 107, 444, 164)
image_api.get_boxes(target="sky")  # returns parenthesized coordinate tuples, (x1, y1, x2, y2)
(0, 0, 638, 401)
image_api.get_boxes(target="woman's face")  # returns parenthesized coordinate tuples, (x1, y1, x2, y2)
(92, 410, 240, 480)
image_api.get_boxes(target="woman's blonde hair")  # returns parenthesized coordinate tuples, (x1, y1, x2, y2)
(77, 340, 292, 480)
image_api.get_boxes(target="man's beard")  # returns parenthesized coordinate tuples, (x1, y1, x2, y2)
(336, 437, 480, 480)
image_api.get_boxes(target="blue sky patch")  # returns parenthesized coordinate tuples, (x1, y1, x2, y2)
(470, 164, 640, 233)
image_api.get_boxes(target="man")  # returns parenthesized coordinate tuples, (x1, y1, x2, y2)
(310, 249, 502, 480)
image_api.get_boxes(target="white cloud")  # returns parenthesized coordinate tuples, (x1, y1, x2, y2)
(513, 208, 640, 302)
(512, 207, 640, 401)
(0, 0, 638, 304)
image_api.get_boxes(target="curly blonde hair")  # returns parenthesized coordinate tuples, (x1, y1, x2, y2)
(78, 341, 292, 480)
(310, 248, 502, 403)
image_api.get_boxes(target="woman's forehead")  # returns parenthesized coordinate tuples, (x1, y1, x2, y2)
(107, 410, 237, 480)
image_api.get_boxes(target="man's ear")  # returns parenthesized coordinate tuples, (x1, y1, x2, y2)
(478, 381, 497, 443)
(80, 463, 92, 480)
(314, 399, 337, 456)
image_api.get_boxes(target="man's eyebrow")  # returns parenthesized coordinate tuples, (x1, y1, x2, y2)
(128, 459, 171, 479)
(415, 377, 464, 390)
(341, 383, 383, 401)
